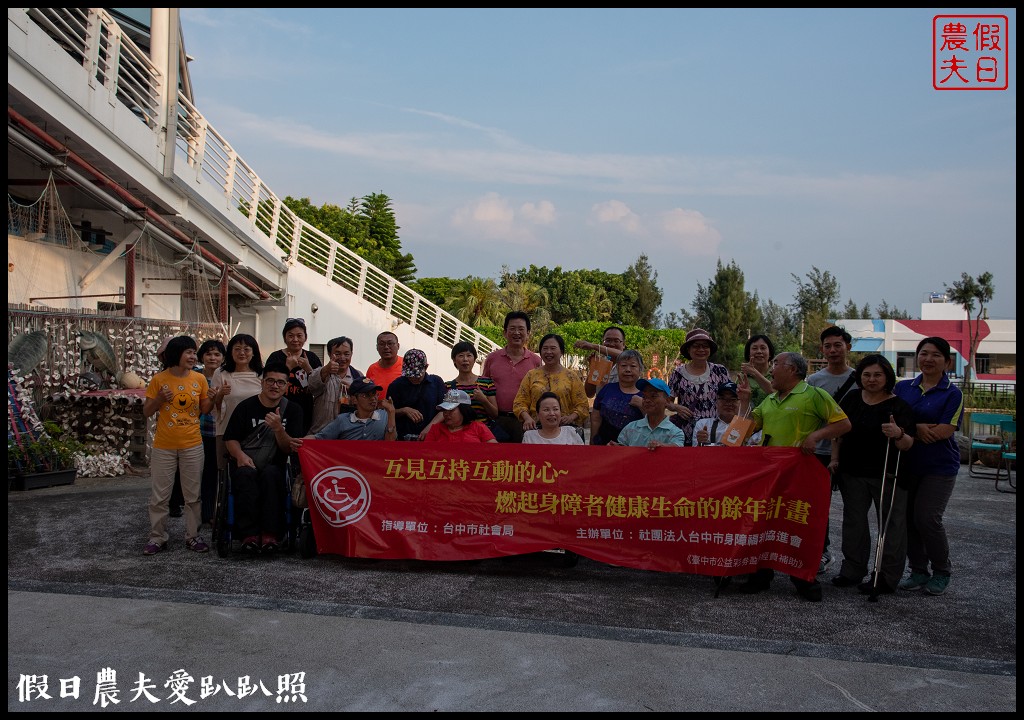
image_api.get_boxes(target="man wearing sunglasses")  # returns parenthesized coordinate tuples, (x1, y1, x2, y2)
(223, 362, 304, 554)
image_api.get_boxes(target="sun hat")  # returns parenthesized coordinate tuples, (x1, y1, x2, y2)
(681, 328, 718, 359)
(400, 349, 428, 378)
(437, 388, 472, 410)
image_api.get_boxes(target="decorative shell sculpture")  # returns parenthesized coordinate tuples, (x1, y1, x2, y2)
(77, 330, 119, 377)
(8, 330, 49, 376)
(118, 371, 146, 389)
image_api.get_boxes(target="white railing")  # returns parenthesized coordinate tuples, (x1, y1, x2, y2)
(22, 7, 500, 357)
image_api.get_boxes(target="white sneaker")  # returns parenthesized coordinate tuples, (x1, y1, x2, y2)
(818, 552, 833, 575)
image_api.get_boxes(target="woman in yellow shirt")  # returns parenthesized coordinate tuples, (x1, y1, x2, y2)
(143, 336, 213, 556)
(513, 333, 589, 439)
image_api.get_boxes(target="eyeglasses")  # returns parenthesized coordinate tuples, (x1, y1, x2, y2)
(232, 346, 253, 354)
(263, 378, 288, 387)
(285, 317, 306, 325)
(377, 340, 397, 347)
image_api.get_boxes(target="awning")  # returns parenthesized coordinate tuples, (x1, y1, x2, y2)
(852, 338, 883, 352)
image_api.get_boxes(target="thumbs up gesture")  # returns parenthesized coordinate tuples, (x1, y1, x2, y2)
(265, 405, 284, 431)
(882, 413, 901, 439)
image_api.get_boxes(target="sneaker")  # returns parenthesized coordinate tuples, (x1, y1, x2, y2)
(898, 572, 931, 591)
(143, 541, 167, 556)
(241, 535, 261, 553)
(261, 534, 280, 553)
(831, 575, 860, 588)
(925, 574, 951, 596)
(818, 551, 834, 575)
(186, 536, 209, 553)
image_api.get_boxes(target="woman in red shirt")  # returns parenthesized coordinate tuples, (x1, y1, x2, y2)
(424, 389, 497, 443)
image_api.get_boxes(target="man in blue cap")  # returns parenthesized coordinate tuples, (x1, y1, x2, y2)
(693, 380, 762, 446)
(612, 378, 686, 449)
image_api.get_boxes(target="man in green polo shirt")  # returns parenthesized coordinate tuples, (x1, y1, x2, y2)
(738, 352, 852, 602)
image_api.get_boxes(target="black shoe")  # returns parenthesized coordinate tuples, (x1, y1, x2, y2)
(796, 581, 823, 602)
(831, 575, 859, 588)
(739, 577, 772, 595)
(858, 577, 895, 595)
(169, 506, 183, 518)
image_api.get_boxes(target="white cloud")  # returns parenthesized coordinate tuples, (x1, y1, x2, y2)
(659, 208, 722, 256)
(520, 200, 556, 225)
(450, 193, 537, 244)
(590, 200, 643, 234)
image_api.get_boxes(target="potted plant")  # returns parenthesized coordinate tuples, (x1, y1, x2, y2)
(8, 421, 85, 490)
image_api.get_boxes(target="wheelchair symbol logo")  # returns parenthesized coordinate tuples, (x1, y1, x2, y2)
(309, 466, 371, 527)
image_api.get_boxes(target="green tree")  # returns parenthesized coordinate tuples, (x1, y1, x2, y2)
(945, 271, 995, 387)
(283, 193, 417, 283)
(790, 267, 841, 356)
(625, 254, 663, 329)
(875, 299, 911, 319)
(841, 298, 868, 319)
(791, 266, 840, 318)
(446, 277, 505, 328)
(360, 192, 416, 282)
(759, 299, 800, 353)
(691, 260, 762, 369)
(409, 277, 463, 307)
(663, 308, 696, 330)
(498, 267, 551, 336)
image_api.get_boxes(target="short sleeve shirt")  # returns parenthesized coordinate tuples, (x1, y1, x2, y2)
(893, 374, 964, 476)
(753, 381, 848, 448)
(147, 369, 208, 450)
(617, 417, 686, 447)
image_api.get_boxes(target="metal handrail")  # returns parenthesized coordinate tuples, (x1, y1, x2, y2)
(22, 7, 500, 357)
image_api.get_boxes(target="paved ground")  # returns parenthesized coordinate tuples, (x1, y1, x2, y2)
(7, 463, 1016, 711)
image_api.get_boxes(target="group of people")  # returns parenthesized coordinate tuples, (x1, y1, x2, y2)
(143, 313, 965, 606)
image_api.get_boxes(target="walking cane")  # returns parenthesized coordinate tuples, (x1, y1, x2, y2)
(868, 439, 901, 602)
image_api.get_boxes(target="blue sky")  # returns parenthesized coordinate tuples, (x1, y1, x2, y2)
(180, 8, 1016, 320)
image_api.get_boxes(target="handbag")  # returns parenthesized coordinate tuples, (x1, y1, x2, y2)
(586, 354, 613, 387)
(239, 398, 289, 468)
(720, 408, 754, 447)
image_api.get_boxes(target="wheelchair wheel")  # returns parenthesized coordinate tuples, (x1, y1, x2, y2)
(299, 522, 316, 559)
(212, 468, 230, 558)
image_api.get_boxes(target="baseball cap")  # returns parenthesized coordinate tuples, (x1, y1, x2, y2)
(437, 389, 472, 410)
(401, 349, 428, 378)
(349, 377, 382, 396)
(718, 381, 739, 397)
(636, 378, 671, 395)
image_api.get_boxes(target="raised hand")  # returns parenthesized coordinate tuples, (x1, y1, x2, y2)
(264, 406, 284, 432)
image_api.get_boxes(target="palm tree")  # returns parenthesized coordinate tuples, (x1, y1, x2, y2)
(498, 268, 551, 336)
(945, 271, 995, 389)
(446, 277, 505, 328)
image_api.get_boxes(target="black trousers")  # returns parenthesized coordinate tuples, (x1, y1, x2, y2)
(232, 462, 285, 539)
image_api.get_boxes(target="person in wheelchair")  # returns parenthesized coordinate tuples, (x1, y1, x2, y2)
(223, 362, 304, 554)
(310, 377, 398, 441)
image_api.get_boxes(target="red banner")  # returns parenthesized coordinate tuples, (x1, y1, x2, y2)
(297, 441, 829, 581)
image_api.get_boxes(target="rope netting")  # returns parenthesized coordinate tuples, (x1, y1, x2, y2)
(7, 172, 82, 247)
